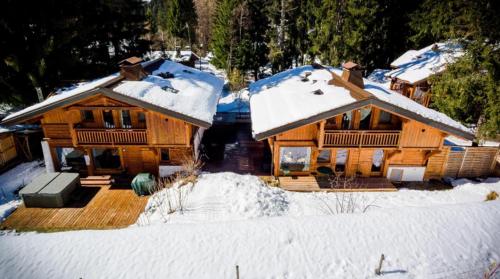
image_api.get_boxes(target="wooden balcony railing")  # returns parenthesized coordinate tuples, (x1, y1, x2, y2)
(75, 128, 148, 145)
(323, 130, 401, 147)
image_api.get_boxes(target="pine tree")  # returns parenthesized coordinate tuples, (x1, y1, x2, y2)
(150, 0, 197, 48)
(0, 0, 149, 104)
(430, 44, 500, 139)
(410, 0, 500, 139)
(310, 0, 418, 71)
(211, 0, 269, 79)
(211, 0, 237, 71)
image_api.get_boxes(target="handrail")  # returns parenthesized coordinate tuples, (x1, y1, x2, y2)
(75, 128, 148, 145)
(323, 130, 400, 147)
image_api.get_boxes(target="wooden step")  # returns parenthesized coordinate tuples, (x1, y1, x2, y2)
(81, 180, 112, 186)
(83, 175, 112, 181)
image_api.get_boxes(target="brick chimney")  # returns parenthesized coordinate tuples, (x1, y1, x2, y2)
(119, 56, 147, 81)
(341, 61, 364, 89)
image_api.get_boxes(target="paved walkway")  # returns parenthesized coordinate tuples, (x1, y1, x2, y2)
(201, 123, 271, 175)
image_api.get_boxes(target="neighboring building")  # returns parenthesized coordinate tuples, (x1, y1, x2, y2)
(1, 57, 223, 177)
(249, 62, 485, 181)
(384, 41, 463, 107)
(0, 127, 17, 169)
(145, 50, 201, 68)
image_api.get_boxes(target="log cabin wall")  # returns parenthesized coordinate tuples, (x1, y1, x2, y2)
(268, 104, 455, 179)
(38, 94, 196, 176)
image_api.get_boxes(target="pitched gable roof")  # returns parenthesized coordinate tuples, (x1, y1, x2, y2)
(2, 59, 224, 128)
(249, 66, 474, 141)
(385, 41, 464, 84)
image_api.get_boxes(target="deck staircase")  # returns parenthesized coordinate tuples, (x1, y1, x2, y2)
(80, 175, 113, 187)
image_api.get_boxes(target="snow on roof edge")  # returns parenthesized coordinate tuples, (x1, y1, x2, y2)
(249, 65, 473, 140)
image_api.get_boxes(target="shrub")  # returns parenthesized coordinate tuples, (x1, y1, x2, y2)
(485, 191, 499, 201)
(314, 175, 378, 215)
(228, 68, 246, 92)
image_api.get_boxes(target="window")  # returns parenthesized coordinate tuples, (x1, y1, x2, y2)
(92, 148, 121, 169)
(81, 110, 94, 122)
(279, 147, 311, 174)
(359, 107, 372, 129)
(325, 117, 337, 130)
(102, 110, 115, 128)
(341, 112, 352, 129)
(317, 149, 331, 163)
(160, 148, 170, 162)
(121, 110, 132, 128)
(371, 149, 384, 172)
(137, 112, 146, 128)
(378, 110, 392, 124)
(335, 149, 348, 172)
(56, 147, 86, 172)
(138, 112, 146, 123)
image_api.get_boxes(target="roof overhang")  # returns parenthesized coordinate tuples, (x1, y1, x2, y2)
(99, 88, 212, 128)
(253, 97, 474, 141)
(1, 86, 213, 129)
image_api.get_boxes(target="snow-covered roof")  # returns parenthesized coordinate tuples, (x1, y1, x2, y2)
(0, 126, 12, 134)
(385, 41, 464, 84)
(144, 50, 199, 62)
(2, 59, 223, 127)
(2, 74, 120, 124)
(113, 60, 223, 125)
(249, 65, 473, 140)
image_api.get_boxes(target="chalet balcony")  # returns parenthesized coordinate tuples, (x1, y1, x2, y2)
(75, 128, 148, 145)
(323, 130, 401, 147)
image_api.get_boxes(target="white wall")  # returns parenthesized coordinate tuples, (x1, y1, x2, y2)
(193, 127, 206, 160)
(387, 166, 426, 181)
(41, 140, 55, 173)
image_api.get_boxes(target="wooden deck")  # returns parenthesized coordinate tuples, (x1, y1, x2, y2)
(1, 184, 148, 232)
(279, 176, 397, 192)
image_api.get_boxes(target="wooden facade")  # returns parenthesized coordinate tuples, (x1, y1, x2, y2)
(36, 93, 198, 177)
(0, 132, 17, 168)
(266, 104, 470, 180)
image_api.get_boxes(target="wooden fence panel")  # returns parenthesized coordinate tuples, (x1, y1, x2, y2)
(444, 147, 498, 178)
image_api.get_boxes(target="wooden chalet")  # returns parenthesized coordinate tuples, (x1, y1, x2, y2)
(1, 57, 223, 178)
(384, 41, 463, 107)
(249, 62, 488, 182)
(0, 128, 17, 169)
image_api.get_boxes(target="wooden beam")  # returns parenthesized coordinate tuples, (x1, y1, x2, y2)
(318, 120, 326, 148)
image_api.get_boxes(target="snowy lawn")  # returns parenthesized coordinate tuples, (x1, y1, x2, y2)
(0, 172, 499, 278)
(0, 161, 45, 220)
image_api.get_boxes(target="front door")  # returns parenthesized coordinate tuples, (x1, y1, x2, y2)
(92, 148, 122, 172)
(371, 149, 385, 176)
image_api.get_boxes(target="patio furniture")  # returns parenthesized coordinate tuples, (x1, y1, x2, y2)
(131, 173, 155, 196)
(19, 172, 80, 208)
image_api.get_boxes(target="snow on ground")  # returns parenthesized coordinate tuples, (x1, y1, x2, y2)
(445, 135, 500, 148)
(1, 172, 499, 278)
(0, 176, 499, 278)
(217, 89, 250, 113)
(0, 161, 45, 220)
(139, 173, 500, 225)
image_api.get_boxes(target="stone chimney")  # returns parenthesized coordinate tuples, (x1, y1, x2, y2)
(119, 56, 147, 81)
(341, 61, 364, 89)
